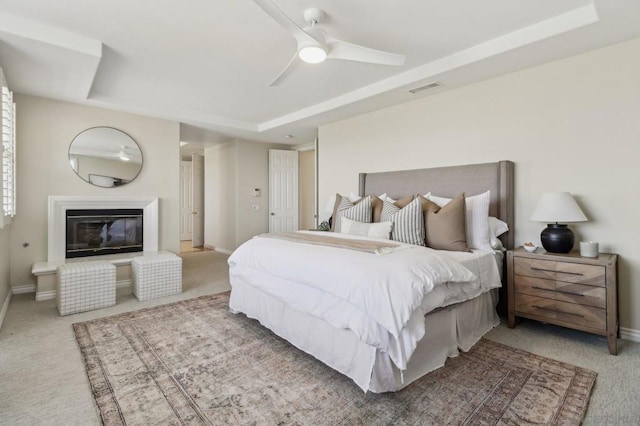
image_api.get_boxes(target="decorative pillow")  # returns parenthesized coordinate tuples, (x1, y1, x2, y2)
(373, 195, 413, 222)
(380, 197, 425, 246)
(331, 194, 373, 232)
(340, 217, 393, 239)
(418, 193, 468, 252)
(347, 193, 389, 222)
(427, 191, 492, 251)
(348, 192, 390, 203)
(489, 216, 509, 249)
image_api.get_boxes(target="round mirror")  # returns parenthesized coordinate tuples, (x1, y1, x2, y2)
(69, 127, 142, 187)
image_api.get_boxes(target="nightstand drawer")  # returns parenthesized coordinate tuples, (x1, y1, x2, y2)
(515, 294, 606, 331)
(514, 276, 606, 308)
(514, 258, 605, 286)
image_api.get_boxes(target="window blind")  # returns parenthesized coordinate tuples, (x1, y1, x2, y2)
(0, 71, 16, 228)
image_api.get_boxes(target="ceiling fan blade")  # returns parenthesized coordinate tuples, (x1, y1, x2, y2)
(253, 0, 319, 46)
(326, 37, 405, 66)
(269, 51, 299, 87)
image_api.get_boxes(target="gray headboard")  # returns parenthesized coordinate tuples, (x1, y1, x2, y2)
(359, 160, 514, 249)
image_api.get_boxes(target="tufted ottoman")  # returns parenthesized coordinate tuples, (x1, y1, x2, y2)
(131, 254, 182, 301)
(56, 261, 116, 316)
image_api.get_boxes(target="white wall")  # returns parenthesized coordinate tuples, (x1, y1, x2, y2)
(10, 94, 181, 288)
(204, 139, 289, 252)
(319, 37, 640, 332)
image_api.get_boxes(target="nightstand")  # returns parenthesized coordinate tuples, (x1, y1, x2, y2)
(507, 247, 618, 354)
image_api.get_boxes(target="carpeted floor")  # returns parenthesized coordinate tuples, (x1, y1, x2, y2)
(74, 292, 596, 425)
(1, 250, 639, 425)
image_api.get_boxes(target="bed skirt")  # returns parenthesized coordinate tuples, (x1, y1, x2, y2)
(229, 278, 499, 393)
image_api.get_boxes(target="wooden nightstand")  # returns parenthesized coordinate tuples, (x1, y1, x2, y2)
(507, 247, 618, 354)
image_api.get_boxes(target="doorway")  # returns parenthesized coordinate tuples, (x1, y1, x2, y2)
(268, 149, 299, 232)
(179, 153, 205, 252)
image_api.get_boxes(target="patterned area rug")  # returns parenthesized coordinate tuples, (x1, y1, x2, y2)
(73, 293, 596, 425)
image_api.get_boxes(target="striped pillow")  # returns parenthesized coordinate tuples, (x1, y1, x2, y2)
(381, 198, 425, 246)
(334, 196, 372, 232)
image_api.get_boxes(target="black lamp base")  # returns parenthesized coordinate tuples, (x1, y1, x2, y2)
(540, 223, 574, 253)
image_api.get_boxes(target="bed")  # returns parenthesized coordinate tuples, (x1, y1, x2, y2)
(229, 161, 514, 393)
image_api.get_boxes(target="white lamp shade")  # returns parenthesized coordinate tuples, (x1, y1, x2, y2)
(530, 192, 587, 223)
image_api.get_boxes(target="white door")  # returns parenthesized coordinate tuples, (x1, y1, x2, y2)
(269, 150, 298, 232)
(192, 154, 205, 247)
(180, 161, 193, 240)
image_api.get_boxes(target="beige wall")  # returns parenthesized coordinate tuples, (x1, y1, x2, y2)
(236, 141, 287, 246)
(204, 139, 289, 252)
(10, 94, 181, 288)
(0, 227, 9, 325)
(204, 141, 238, 251)
(298, 149, 316, 230)
(319, 37, 640, 332)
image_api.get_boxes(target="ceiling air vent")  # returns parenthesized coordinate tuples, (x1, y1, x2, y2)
(408, 82, 441, 94)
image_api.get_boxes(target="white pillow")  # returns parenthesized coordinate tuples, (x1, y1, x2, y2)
(427, 191, 492, 251)
(348, 192, 392, 203)
(488, 216, 509, 250)
(347, 192, 361, 203)
(340, 217, 393, 239)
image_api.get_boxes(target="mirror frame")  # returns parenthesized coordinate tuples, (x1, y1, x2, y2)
(68, 126, 143, 188)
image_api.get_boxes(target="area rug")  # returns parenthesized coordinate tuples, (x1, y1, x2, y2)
(73, 293, 596, 425)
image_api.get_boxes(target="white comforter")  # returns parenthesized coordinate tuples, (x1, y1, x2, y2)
(228, 231, 476, 370)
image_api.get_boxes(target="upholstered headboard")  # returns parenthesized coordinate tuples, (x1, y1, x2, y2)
(358, 160, 515, 249)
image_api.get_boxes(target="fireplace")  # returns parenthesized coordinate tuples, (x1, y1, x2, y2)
(66, 209, 143, 258)
(48, 196, 159, 262)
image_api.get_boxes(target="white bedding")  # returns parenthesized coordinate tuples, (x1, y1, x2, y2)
(420, 249, 502, 313)
(228, 231, 495, 371)
(229, 274, 499, 393)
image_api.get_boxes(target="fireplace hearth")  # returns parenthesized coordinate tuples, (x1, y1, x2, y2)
(66, 209, 143, 258)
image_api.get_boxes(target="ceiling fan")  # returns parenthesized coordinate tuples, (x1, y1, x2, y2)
(254, 0, 406, 86)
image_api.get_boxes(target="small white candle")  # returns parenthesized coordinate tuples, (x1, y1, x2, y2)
(580, 241, 599, 258)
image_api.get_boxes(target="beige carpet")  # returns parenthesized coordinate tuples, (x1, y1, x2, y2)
(74, 292, 596, 425)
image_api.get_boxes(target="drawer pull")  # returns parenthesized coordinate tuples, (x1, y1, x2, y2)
(532, 305, 584, 318)
(531, 267, 583, 276)
(531, 286, 585, 297)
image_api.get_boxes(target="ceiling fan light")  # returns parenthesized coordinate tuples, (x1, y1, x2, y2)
(119, 150, 131, 161)
(299, 46, 327, 64)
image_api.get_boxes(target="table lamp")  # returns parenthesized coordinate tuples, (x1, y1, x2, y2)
(530, 192, 587, 253)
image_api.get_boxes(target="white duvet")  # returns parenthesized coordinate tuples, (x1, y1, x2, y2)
(228, 231, 477, 370)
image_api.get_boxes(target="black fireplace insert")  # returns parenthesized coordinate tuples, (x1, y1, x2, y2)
(66, 209, 143, 258)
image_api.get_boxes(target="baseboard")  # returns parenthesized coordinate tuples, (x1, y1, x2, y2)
(620, 327, 640, 343)
(0, 289, 12, 331)
(116, 279, 132, 289)
(36, 280, 132, 302)
(36, 290, 56, 301)
(214, 247, 233, 255)
(12, 284, 36, 294)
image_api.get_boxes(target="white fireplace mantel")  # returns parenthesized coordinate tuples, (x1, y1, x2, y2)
(48, 196, 159, 262)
